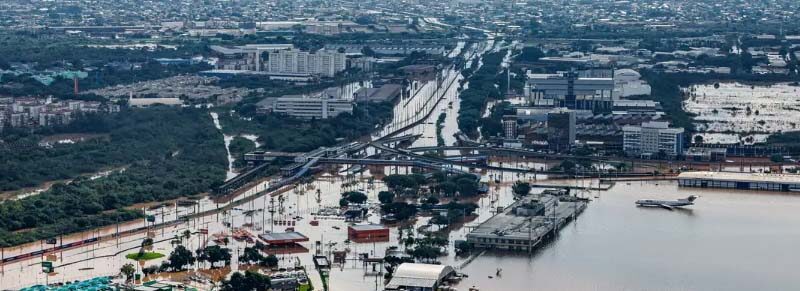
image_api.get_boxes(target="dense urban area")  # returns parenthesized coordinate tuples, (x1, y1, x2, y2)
(2, 0, 800, 290)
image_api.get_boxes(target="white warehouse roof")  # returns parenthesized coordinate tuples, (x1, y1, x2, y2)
(385, 263, 455, 289)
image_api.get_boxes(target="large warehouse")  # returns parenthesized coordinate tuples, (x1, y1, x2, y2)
(384, 263, 456, 291)
(678, 171, 800, 192)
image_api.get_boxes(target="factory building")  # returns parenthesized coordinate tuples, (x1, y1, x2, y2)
(525, 71, 615, 111)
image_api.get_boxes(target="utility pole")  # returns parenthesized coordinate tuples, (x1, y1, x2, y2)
(269, 197, 276, 232)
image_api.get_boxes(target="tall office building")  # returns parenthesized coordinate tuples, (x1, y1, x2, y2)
(622, 121, 684, 158)
(546, 108, 576, 151)
(502, 115, 518, 139)
(268, 49, 347, 77)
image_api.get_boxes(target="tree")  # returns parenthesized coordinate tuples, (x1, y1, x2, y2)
(120, 263, 135, 282)
(139, 237, 154, 255)
(512, 181, 532, 196)
(343, 191, 368, 204)
(408, 245, 443, 261)
(141, 237, 154, 248)
(455, 240, 472, 255)
(197, 245, 231, 268)
(167, 245, 195, 271)
(771, 154, 785, 163)
(221, 270, 271, 291)
(240, 247, 263, 264)
(383, 174, 421, 190)
(430, 214, 449, 227)
(381, 202, 418, 221)
(455, 177, 478, 196)
(423, 196, 439, 205)
(438, 181, 457, 196)
(378, 191, 395, 204)
(517, 46, 544, 62)
(260, 254, 279, 268)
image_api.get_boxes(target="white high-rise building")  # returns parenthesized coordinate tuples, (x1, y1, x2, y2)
(623, 121, 684, 157)
(268, 49, 347, 77)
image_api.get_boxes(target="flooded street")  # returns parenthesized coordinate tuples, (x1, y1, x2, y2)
(210, 112, 238, 181)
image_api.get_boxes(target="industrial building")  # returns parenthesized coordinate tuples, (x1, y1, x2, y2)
(325, 44, 447, 56)
(384, 263, 457, 291)
(613, 69, 652, 97)
(678, 171, 800, 192)
(347, 224, 390, 242)
(525, 71, 615, 111)
(684, 147, 728, 162)
(256, 87, 354, 119)
(127, 96, 183, 108)
(466, 193, 587, 252)
(622, 121, 684, 158)
(354, 84, 402, 103)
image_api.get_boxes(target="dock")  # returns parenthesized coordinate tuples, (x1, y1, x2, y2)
(466, 193, 587, 252)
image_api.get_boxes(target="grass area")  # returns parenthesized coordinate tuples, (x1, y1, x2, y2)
(299, 284, 312, 291)
(125, 252, 165, 261)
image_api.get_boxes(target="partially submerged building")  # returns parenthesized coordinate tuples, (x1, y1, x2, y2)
(385, 263, 457, 291)
(466, 193, 587, 252)
(678, 171, 800, 192)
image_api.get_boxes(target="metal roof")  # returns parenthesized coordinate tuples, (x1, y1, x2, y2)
(385, 263, 455, 289)
(259, 232, 309, 243)
(348, 224, 388, 231)
(678, 171, 800, 184)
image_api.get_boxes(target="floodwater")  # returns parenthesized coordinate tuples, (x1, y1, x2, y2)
(460, 181, 800, 291)
(210, 112, 263, 180)
(7, 43, 800, 290)
(684, 82, 800, 144)
(210, 112, 237, 180)
(5, 162, 800, 290)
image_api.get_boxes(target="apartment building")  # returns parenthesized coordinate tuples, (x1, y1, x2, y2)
(267, 49, 347, 77)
